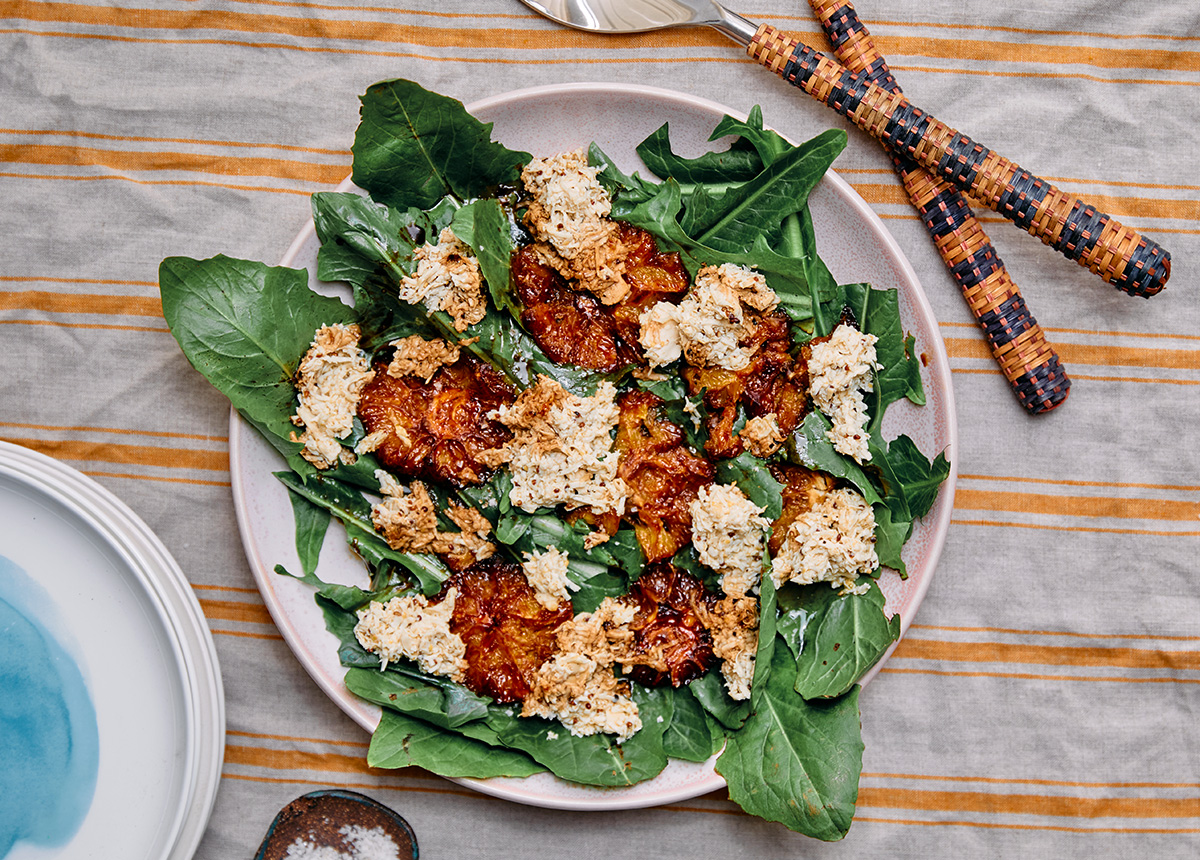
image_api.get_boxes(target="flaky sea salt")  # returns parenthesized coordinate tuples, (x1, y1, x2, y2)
(284, 824, 402, 860)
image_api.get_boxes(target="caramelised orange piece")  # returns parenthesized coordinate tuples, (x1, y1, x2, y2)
(510, 223, 688, 372)
(624, 562, 718, 688)
(767, 463, 836, 555)
(437, 559, 573, 704)
(357, 353, 515, 488)
(683, 312, 809, 459)
(614, 389, 714, 563)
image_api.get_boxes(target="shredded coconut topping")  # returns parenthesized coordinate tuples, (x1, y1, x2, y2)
(521, 547, 579, 610)
(698, 596, 759, 701)
(770, 486, 878, 595)
(482, 376, 627, 515)
(354, 589, 468, 681)
(370, 473, 495, 564)
(639, 263, 779, 371)
(521, 598, 642, 741)
(521, 149, 630, 304)
(291, 323, 375, 469)
(808, 323, 880, 464)
(739, 413, 785, 459)
(386, 334, 460, 382)
(689, 483, 771, 600)
(397, 228, 487, 332)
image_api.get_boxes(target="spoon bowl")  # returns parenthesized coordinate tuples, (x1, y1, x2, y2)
(253, 790, 419, 860)
(517, 0, 757, 42)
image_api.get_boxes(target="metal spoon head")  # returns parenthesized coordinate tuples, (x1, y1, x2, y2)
(253, 790, 419, 860)
(517, 0, 724, 33)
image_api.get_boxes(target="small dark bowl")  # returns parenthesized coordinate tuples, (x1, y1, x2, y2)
(253, 789, 419, 860)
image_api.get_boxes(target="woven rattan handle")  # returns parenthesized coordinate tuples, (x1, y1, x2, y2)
(809, 0, 1069, 412)
(748, 24, 1171, 298)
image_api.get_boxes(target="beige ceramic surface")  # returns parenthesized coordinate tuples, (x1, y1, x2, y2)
(230, 83, 958, 811)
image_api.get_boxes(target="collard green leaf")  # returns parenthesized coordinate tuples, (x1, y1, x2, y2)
(352, 79, 531, 210)
(468, 198, 518, 317)
(311, 191, 418, 290)
(715, 452, 784, 521)
(789, 412, 883, 506)
(636, 122, 764, 185)
(159, 255, 354, 473)
(791, 580, 900, 700)
(717, 649, 863, 841)
(663, 685, 725, 763)
(285, 484, 331, 577)
(367, 709, 545, 778)
(345, 665, 491, 729)
(688, 669, 751, 730)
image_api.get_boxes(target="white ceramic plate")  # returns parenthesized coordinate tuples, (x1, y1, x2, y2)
(231, 83, 958, 811)
(0, 440, 224, 858)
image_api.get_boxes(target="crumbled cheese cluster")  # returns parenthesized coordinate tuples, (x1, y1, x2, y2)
(354, 589, 468, 680)
(638, 263, 779, 371)
(808, 323, 880, 464)
(770, 486, 878, 595)
(482, 375, 627, 515)
(521, 598, 642, 741)
(521, 149, 630, 305)
(370, 472, 495, 564)
(291, 323, 375, 469)
(521, 547, 579, 610)
(739, 413, 785, 459)
(689, 483, 771, 600)
(386, 334, 460, 382)
(398, 228, 488, 332)
(698, 596, 759, 701)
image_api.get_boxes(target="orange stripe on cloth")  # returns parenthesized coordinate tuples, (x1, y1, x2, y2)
(952, 488, 1200, 522)
(0, 436, 228, 471)
(944, 337, 1200, 371)
(950, 517, 1200, 537)
(0, 289, 162, 317)
(893, 638, 1200, 671)
(198, 598, 273, 626)
(857, 786, 1200, 819)
(0, 141, 346, 184)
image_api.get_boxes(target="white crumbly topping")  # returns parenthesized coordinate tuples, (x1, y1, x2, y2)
(483, 375, 627, 515)
(521, 149, 629, 304)
(808, 323, 880, 464)
(397, 228, 487, 332)
(521, 598, 642, 741)
(689, 483, 771, 600)
(386, 334, 460, 382)
(739, 413, 785, 458)
(770, 486, 878, 595)
(639, 263, 779, 371)
(521, 547, 579, 610)
(284, 824, 401, 860)
(370, 473, 495, 564)
(354, 589, 468, 681)
(699, 596, 759, 701)
(291, 323, 375, 469)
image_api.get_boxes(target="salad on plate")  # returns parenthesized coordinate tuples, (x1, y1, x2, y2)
(160, 79, 950, 841)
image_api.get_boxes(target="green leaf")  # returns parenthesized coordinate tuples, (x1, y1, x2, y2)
(367, 709, 546, 777)
(789, 412, 883, 506)
(636, 122, 764, 185)
(159, 255, 355, 473)
(285, 483, 331, 577)
(790, 580, 900, 700)
(715, 452, 784, 520)
(352, 78, 531, 210)
(468, 198, 518, 318)
(716, 647, 864, 840)
(663, 685, 724, 763)
(311, 191, 418, 290)
(345, 665, 492, 730)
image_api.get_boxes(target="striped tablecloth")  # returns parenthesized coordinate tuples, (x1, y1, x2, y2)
(3, 0, 1198, 855)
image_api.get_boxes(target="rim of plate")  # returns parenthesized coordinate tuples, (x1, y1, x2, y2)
(0, 440, 226, 859)
(243, 81, 957, 811)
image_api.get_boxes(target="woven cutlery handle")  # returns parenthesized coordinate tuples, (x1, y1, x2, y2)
(748, 24, 1171, 298)
(809, 0, 1069, 413)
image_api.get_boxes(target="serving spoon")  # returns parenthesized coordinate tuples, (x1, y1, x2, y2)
(518, 0, 1170, 298)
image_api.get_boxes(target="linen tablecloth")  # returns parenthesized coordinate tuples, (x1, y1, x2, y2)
(3, 0, 1198, 855)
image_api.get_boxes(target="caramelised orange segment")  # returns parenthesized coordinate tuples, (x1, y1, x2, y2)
(614, 389, 714, 563)
(767, 463, 836, 555)
(437, 559, 574, 704)
(510, 223, 688, 372)
(357, 353, 515, 488)
(683, 312, 809, 459)
(624, 563, 718, 688)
